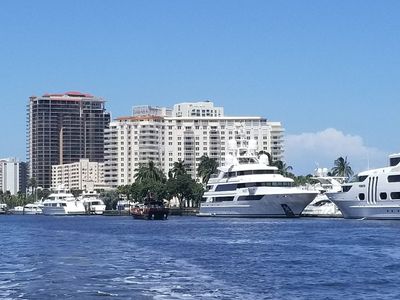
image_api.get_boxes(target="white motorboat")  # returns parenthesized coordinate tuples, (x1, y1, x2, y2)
(9, 204, 42, 215)
(198, 126, 318, 218)
(301, 168, 344, 217)
(79, 191, 106, 215)
(326, 153, 400, 220)
(23, 203, 43, 215)
(9, 206, 24, 215)
(41, 189, 86, 216)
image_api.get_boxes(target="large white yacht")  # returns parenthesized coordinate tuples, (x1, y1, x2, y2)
(79, 191, 106, 215)
(198, 128, 318, 218)
(41, 188, 86, 216)
(301, 168, 344, 217)
(327, 153, 400, 219)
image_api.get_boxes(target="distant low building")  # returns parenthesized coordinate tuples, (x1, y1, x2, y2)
(51, 159, 107, 191)
(0, 158, 27, 195)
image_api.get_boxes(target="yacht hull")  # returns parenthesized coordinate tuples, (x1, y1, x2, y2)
(328, 198, 400, 220)
(198, 192, 317, 218)
(42, 206, 86, 216)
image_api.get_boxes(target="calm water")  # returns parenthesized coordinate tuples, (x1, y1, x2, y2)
(1, 216, 400, 300)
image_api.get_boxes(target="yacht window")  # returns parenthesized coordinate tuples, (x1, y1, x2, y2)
(223, 172, 237, 178)
(51, 203, 57, 207)
(201, 197, 208, 202)
(390, 192, 400, 200)
(215, 184, 237, 191)
(388, 175, 400, 183)
(358, 176, 368, 182)
(238, 195, 264, 201)
(213, 196, 234, 202)
(380, 192, 387, 200)
(206, 185, 213, 191)
(61, 203, 67, 206)
(358, 193, 365, 200)
(342, 185, 352, 192)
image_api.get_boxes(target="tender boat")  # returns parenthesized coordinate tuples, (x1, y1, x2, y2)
(79, 191, 106, 215)
(198, 127, 318, 218)
(301, 168, 344, 217)
(327, 153, 400, 220)
(41, 188, 86, 216)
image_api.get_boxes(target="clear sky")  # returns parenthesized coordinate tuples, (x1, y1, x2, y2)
(1, 0, 399, 174)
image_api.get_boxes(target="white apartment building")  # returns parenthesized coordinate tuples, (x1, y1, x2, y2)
(104, 114, 166, 187)
(52, 159, 105, 191)
(0, 158, 27, 195)
(104, 102, 284, 188)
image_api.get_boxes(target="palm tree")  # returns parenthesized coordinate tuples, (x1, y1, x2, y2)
(28, 177, 37, 196)
(331, 156, 354, 179)
(272, 160, 293, 177)
(197, 155, 218, 184)
(170, 160, 187, 178)
(134, 161, 166, 183)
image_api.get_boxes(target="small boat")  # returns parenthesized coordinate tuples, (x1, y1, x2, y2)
(10, 203, 42, 215)
(131, 193, 169, 220)
(9, 206, 24, 215)
(0, 203, 7, 214)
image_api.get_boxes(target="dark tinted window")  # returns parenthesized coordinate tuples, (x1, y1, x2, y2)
(391, 192, 400, 200)
(388, 175, 400, 183)
(358, 176, 368, 182)
(213, 196, 234, 202)
(390, 157, 400, 167)
(359, 193, 365, 200)
(238, 195, 264, 201)
(380, 192, 387, 200)
(343, 185, 352, 192)
(215, 184, 237, 191)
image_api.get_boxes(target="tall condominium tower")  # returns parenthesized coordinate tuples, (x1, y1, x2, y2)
(104, 102, 284, 188)
(27, 91, 110, 189)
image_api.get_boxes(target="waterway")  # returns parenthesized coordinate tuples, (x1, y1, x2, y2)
(1, 215, 400, 299)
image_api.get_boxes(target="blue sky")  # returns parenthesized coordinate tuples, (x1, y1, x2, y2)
(1, 0, 399, 174)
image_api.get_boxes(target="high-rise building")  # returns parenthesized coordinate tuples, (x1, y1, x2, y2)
(104, 101, 284, 188)
(0, 158, 27, 195)
(104, 114, 166, 187)
(27, 91, 110, 189)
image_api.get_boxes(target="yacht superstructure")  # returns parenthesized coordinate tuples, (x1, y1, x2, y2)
(327, 153, 400, 219)
(198, 126, 318, 218)
(41, 188, 86, 216)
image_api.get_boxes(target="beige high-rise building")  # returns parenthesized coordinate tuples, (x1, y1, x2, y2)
(104, 102, 284, 188)
(51, 159, 105, 191)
